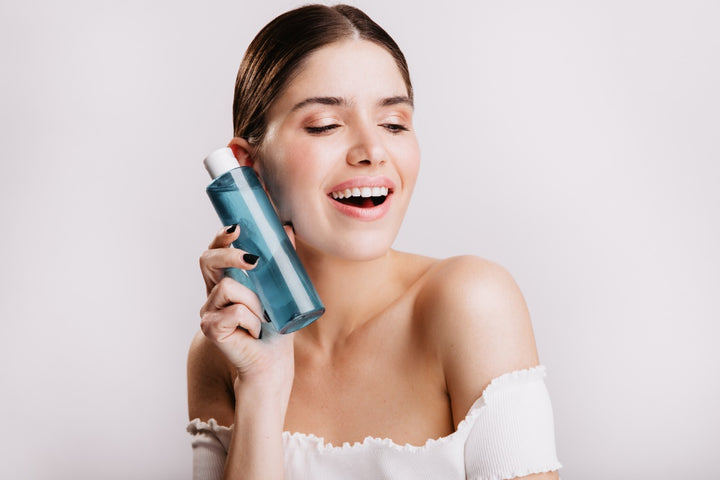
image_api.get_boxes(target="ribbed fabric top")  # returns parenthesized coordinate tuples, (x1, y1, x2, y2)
(188, 366, 561, 480)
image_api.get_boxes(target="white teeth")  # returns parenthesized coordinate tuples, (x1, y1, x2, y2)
(330, 186, 390, 199)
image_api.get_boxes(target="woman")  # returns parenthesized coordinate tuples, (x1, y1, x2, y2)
(187, 4, 561, 479)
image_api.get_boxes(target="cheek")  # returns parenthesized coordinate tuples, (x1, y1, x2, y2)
(257, 167, 295, 220)
(395, 140, 421, 190)
(256, 144, 322, 219)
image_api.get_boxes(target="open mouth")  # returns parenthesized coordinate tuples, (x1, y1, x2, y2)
(329, 186, 390, 208)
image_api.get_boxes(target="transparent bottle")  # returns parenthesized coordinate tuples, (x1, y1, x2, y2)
(204, 147, 324, 334)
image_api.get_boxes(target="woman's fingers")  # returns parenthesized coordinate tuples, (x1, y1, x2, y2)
(200, 246, 258, 277)
(202, 276, 264, 320)
(200, 277, 266, 347)
(200, 226, 260, 295)
(209, 224, 240, 249)
(283, 223, 296, 248)
(201, 303, 263, 340)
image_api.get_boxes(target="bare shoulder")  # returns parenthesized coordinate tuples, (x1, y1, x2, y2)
(414, 256, 540, 425)
(187, 330, 236, 426)
(416, 255, 532, 328)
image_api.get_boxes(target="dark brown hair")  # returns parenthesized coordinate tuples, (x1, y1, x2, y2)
(232, 4, 412, 144)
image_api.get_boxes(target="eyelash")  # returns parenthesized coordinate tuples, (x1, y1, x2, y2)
(305, 124, 409, 135)
(381, 123, 409, 134)
(305, 125, 340, 134)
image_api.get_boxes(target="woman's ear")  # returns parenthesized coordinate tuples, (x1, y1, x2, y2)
(227, 137, 255, 168)
(227, 136, 270, 194)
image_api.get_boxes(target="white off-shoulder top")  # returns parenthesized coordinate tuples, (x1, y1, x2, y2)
(187, 366, 561, 480)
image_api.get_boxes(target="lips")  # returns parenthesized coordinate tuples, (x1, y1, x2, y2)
(326, 176, 395, 220)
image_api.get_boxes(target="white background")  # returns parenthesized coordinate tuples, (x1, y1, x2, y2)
(1, 1, 718, 478)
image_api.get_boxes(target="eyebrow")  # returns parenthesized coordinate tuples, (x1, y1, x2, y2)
(291, 95, 413, 112)
(380, 95, 414, 108)
(291, 96, 346, 112)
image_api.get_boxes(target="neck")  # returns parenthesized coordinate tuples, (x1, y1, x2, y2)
(294, 241, 400, 350)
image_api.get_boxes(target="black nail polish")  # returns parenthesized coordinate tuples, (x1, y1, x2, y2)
(226, 224, 238, 234)
(243, 253, 259, 265)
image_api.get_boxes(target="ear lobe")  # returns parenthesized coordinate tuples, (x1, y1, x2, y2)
(227, 137, 255, 168)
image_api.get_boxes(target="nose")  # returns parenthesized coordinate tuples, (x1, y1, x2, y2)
(346, 124, 386, 167)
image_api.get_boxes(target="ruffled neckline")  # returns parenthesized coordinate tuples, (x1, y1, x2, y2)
(188, 365, 547, 453)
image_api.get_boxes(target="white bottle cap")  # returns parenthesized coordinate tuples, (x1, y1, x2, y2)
(204, 147, 240, 179)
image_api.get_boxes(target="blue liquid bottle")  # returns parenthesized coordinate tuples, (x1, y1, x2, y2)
(204, 147, 324, 334)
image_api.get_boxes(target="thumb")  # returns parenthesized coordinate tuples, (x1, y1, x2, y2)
(283, 223, 296, 248)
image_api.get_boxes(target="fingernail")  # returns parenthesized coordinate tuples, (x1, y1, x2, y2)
(243, 253, 259, 265)
(226, 224, 238, 234)
(283, 221, 295, 231)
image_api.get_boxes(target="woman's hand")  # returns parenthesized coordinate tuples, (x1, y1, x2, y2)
(198, 225, 295, 387)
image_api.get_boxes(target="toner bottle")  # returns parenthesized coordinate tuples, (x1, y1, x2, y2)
(204, 147, 324, 334)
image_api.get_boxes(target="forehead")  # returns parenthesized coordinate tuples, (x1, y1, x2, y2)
(271, 39, 409, 112)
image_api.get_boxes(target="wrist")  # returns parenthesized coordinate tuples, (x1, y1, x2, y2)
(234, 373, 292, 410)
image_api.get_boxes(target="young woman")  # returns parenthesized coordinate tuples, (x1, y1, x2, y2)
(187, 5, 561, 479)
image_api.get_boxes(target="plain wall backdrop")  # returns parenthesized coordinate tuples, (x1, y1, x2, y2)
(1, 0, 718, 478)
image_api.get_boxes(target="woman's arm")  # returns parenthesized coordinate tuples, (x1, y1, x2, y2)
(418, 255, 559, 480)
(187, 331, 235, 426)
(187, 328, 294, 480)
(222, 327, 293, 480)
(188, 226, 295, 480)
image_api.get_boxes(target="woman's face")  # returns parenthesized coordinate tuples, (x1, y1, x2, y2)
(253, 39, 420, 261)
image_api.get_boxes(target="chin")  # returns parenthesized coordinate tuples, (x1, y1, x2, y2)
(299, 228, 398, 262)
(337, 243, 394, 262)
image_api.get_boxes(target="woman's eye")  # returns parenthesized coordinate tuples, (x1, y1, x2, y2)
(381, 123, 409, 133)
(305, 124, 340, 134)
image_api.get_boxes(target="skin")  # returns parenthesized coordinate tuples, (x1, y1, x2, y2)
(188, 39, 558, 480)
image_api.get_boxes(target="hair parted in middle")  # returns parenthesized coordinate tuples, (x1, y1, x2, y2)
(232, 4, 413, 145)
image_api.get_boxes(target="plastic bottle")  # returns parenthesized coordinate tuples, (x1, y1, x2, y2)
(204, 147, 324, 334)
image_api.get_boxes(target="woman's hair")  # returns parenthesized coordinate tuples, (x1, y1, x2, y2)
(232, 4, 412, 144)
